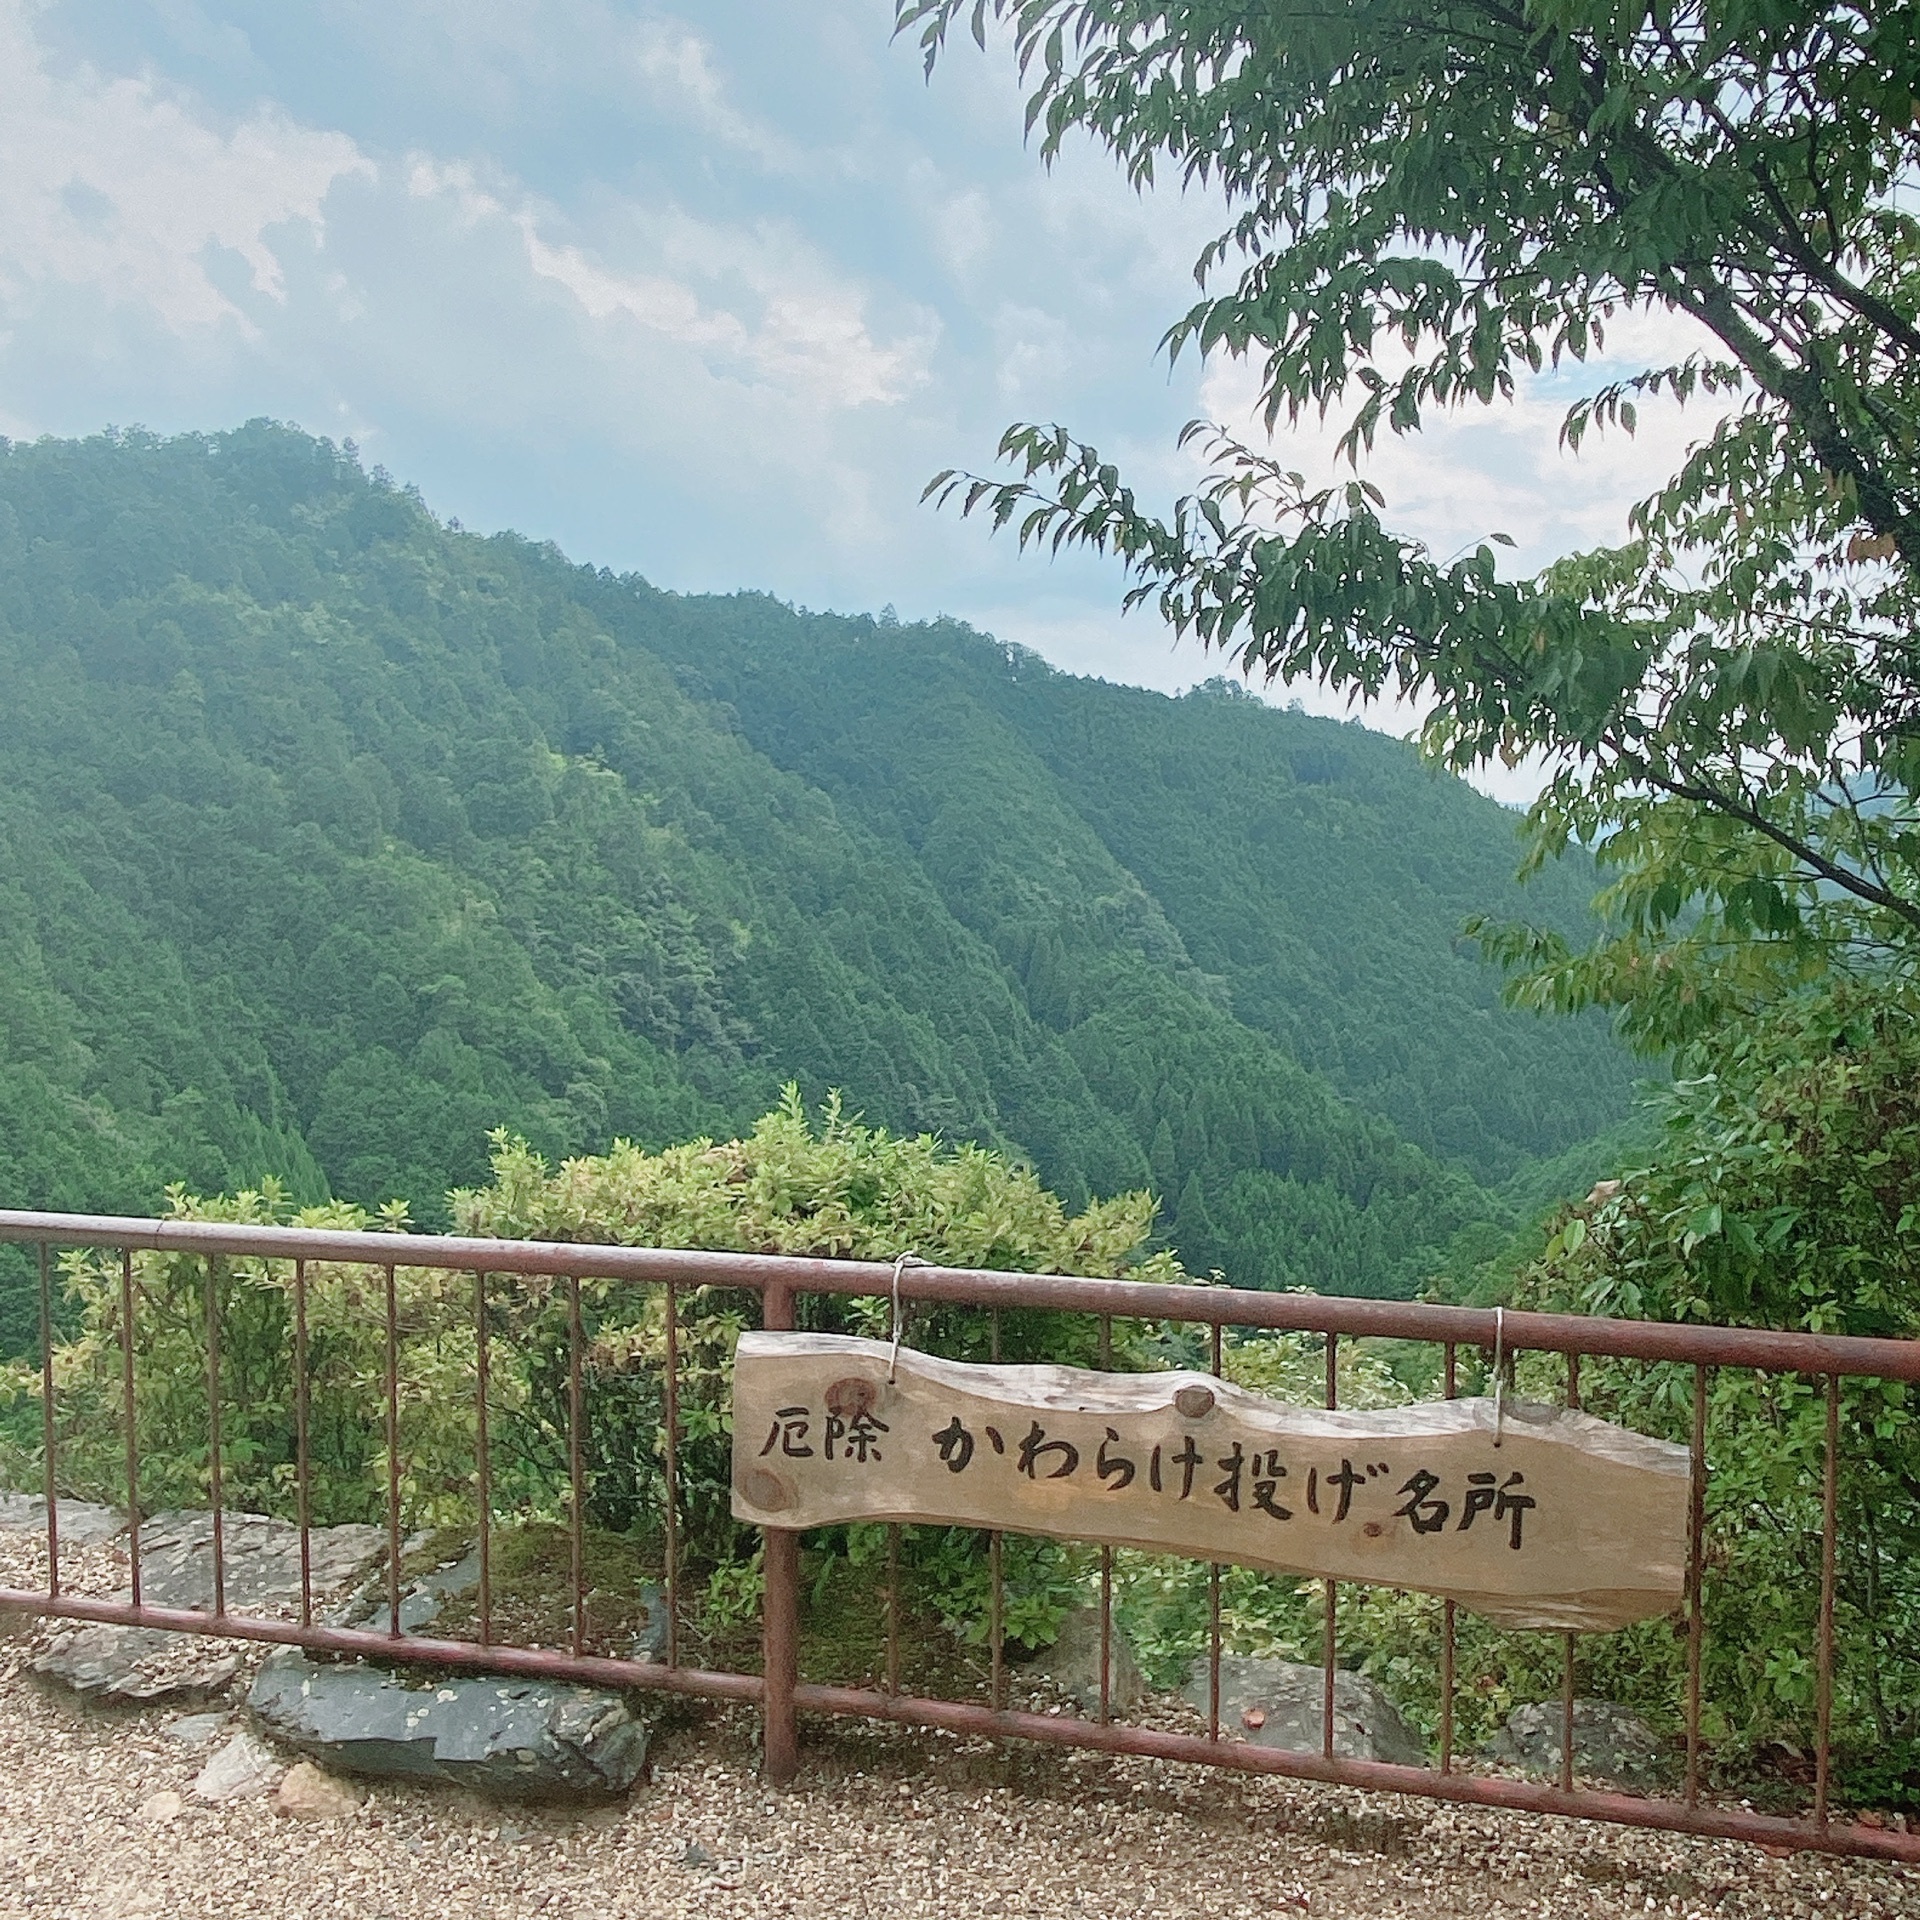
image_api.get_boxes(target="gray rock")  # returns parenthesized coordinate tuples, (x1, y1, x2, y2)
(0, 1491, 127, 1544)
(131, 1511, 386, 1611)
(32, 1626, 242, 1706)
(627, 1582, 670, 1665)
(32, 1511, 383, 1705)
(1486, 1698, 1666, 1791)
(247, 1654, 649, 1801)
(1031, 1604, 1144, 1715)
(193, 1729, 282, 1803)
(1182, 1655, 1424, 1766)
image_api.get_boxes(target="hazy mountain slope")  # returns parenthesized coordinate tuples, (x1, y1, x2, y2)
(0, 424, 1634, 1343)
(616, 604, 1638, 1181)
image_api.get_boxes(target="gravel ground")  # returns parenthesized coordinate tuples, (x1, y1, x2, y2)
(0, 1669, 1917, 1920)
(4, 1526, 1919, 1919)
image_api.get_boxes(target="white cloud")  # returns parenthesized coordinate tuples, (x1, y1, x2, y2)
(933, 189, 994, 281)
(0, 0, 370, 335)
(990, 301, 1075, 402)
(628, 18, 800, 169)
(404, 156, 930, 411)
(1195, 307, 1733, 575)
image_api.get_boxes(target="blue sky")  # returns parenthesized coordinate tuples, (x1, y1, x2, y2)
(0, 1, 1711, 796)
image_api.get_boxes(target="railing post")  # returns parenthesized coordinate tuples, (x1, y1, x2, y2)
(760, 1280, 801, 1786)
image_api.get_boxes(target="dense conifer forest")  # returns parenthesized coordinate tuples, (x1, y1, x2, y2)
(0, 424, 1642, 1348)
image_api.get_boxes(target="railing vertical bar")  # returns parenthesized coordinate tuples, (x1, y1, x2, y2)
(1561, 1352, 1580, 1791)
(383, 1264, 400, 1638)
(1559, 1638, 1578, 1793)
(293, 1259, 312, 1629)
(1323, 1331, 1338, 1760)
(885, 1523, 901, 1697)
(1209, 1318, 1223, 1743)
(1206, 1561, 1222, 1743)
(1814, 1370, 1840, 1834)
(474, 1272, 492, 1648)
(989, 1305, 1003, 1714)
(1440, 1340, 1458, 1773)
(1098, 1546, 1114, 1726)
(37, 1243, 58, 1600)
(118, 1250, 141, 1610)
(1685, 1363, 1709, 1806)
(760, 1280, 801, 1785)
(568, 1274, 586, 1660)
(1099, 1312, 1113, 1725)
(662, 1279, 680, 1668)
(989, 1530, 1005, 1713)
(205, 1256, 225, 1618)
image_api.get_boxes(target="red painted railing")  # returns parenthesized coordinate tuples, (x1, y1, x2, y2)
(1, 1208, 1915, 1863)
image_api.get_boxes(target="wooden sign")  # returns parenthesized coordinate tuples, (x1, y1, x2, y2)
(732, 1333, 1690, 1633)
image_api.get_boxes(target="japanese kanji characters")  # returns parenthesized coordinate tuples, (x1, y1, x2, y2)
(769, 1386, 1542, 1552)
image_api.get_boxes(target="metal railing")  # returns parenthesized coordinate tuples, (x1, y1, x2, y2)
(0, 1207, 1915, 1864)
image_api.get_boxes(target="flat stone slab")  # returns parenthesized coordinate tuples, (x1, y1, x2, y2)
(0, 1493, 126, 1545)
(30, 1511, 383, 1705)
(34, 1627, 244, 1706)
(129, 1511, 386, 1612)
(1182, 1654, 1425, 1766)
(249, 1654, 649, 1801)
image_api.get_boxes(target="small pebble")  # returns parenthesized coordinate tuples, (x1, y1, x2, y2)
(136, 1788, 183, 1824)
(275, 1760, 364, 1821)
(163, 1712, 229, 1752)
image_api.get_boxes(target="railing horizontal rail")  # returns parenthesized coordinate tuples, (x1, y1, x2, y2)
(0, 1587, 761, 1705)
(2, 1208, 1917, 1379)
(789, 1683, 1920, 1864)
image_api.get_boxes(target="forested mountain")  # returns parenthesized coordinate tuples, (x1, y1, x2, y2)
(0, 424, 1639, 1344)
(636, 612, 1629, 1180)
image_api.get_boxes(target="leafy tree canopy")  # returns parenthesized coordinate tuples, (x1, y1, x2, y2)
(902, 0, 1920, 1047)
(1525, 975, 1920, 1339)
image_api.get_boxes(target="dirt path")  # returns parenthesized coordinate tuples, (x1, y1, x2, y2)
(0, 1660, 1915, 1920)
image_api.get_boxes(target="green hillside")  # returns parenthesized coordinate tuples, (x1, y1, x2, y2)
(0, 423, 1639, 1346)
(632, 607, 1632, 1180)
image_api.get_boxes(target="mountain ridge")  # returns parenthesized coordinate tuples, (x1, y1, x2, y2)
(0, 422, 1638, 1347)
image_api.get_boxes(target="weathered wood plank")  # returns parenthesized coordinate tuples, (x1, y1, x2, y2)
(731, 1333, 1690, 1632)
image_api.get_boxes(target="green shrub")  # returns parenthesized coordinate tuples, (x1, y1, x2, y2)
(1, 1090, 1187, 1645)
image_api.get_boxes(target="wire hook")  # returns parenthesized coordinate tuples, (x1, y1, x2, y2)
(1492, 1304, 1506, 1449)
(888, 1251, 926, 1384)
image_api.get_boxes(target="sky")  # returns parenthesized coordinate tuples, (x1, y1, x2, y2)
(0, 0, 1720, 801)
